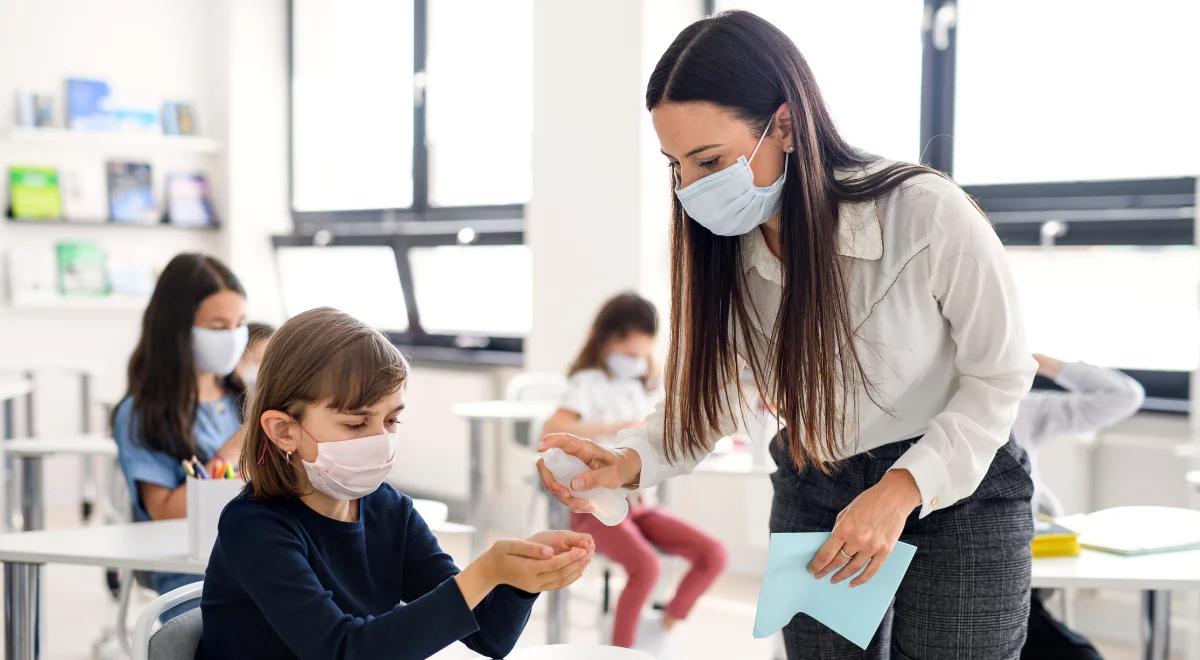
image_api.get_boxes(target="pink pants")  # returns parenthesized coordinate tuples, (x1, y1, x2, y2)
(572, 505, 727, 648)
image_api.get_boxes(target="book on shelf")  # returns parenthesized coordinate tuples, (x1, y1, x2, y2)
(106, 160, 158, 225)
(15, 91, 55, 127)
(59, 166, 107, 222)
(165, 173, 216, 227)
(56, 242, 110, 297)
(7, 166, 63, 220)
(65, 78, 114, 131)
(162, 102, 198, 136)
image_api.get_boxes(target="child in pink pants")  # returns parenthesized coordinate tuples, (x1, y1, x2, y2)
(543, 292, 727, 650)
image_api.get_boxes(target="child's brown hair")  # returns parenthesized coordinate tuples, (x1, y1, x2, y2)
(567, 291, 659, 389)
(240, 307, 408, 499)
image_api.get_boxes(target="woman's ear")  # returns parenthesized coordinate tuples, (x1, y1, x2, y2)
(260, 410, 300, 453)
(773, 102, 794, 151)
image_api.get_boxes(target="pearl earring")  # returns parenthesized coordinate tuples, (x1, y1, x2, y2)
(786, 146, 795, 153)
(286, 450, 292, 461)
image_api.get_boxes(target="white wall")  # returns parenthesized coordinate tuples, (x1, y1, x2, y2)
(0, 0, 291, 505)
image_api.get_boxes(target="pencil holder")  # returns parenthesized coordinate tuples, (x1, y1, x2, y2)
(186, 476, 244, 561)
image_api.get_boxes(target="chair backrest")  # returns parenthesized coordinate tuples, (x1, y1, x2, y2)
(505, 372, 568, 403)
(506, 373, 568, 448)
(132, 581, 204, 660)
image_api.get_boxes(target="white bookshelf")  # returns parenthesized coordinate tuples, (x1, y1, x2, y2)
(5, 127, 221, 156)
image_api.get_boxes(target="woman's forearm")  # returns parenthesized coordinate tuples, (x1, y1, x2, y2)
(542, 410, 630, 440)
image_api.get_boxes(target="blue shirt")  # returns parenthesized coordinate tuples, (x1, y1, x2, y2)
(113, 394, 242, 522)
(197, 485, 537, 660)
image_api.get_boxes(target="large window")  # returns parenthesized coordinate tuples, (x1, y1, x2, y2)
(275, 245, 410, 332)
(714, 0, 924, 163)
(1009, 246, 1200, 373)
(425, 0, 532, 207)
(954, 0, 1200, 185)
(290, 0, 531, 220)
(291, 0, 415, 211)
(288, 0, 530, 362)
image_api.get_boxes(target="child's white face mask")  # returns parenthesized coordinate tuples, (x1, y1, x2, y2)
(606, 353, 648, 380)
(192, 325, 249, 377)
(298, 424, 396, 501)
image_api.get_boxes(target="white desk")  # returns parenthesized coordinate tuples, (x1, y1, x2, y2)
(0, 435, 118, 532)
(452, 400, 561, 644)
(508, 645, 654, 659)
(0, 509, 474, 660)
(1033, 546, 1200, 660)
(451, 401, 556, 557)
(0, 520, 198, 660)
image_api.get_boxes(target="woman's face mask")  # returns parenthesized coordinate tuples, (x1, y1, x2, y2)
(192, 325, 249, 377)
(673, 115, 788, 237)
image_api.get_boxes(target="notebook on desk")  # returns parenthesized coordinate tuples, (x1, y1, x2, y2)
(1057, 506, 1200, 556)
(1032, 515, 1080, 558)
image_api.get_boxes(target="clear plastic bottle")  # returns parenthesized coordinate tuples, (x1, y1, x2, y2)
(541, 448, 630, 526)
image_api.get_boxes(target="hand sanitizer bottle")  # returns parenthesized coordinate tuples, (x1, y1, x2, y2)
(542, 448, 630, 526)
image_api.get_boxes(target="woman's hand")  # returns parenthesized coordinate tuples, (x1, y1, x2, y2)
(535, 433, 642, 513)
(809, 469, 921, 587)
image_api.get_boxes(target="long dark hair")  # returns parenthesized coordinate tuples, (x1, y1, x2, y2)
(117, 253, 246, 461)
(568, 292, 658, 390)
(648, 11, 941, 471)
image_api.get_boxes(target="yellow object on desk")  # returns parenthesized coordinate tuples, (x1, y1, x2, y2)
(1032, 515, 1080, 558)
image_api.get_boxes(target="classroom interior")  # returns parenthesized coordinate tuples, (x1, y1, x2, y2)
(1, 0, 1199, 658)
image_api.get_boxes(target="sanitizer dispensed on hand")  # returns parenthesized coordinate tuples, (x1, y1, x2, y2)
(542, 448, 629, 526)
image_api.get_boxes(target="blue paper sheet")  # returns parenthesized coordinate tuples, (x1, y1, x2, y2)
(753, 532, 917, 649)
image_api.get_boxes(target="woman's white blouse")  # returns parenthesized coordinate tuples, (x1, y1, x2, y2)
(616, 165, 1037, 518)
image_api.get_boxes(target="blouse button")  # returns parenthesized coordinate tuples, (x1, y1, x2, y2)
(930, 496, 939, 507)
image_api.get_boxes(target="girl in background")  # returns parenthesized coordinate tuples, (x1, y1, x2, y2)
(543, 292, 726, 653)
(112, 253, 248, 611)
(237, 321, 275, 393)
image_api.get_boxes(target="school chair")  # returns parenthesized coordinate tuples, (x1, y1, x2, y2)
(505, 372, 568, 534)
(504, 374, 679, 642)
(132, 581, 204, 660)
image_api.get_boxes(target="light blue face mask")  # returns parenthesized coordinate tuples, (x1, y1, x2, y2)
(674, 116, 788, 237)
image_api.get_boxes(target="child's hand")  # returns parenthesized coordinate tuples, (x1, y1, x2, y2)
(525, 530, 595, 555)
(485, 538, 592, 594)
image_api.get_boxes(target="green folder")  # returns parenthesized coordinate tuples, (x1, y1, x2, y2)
(8, 166, 63, 219)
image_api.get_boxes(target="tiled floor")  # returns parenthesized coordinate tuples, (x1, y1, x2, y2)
(21, 503, 1170, 659)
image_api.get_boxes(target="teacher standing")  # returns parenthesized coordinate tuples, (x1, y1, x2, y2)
(538, 10, 1037, 659)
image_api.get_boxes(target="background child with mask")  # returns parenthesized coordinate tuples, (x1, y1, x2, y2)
(111, 252, 249, 615)
(236, 321, 275, 394)
(198, 307, 594, 660)
(542, 292, 727, 653)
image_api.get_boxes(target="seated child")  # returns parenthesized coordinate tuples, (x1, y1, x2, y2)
(198, 307, 594, 659)
(542, 292, 727, 652)
(112, 253, 249, 613)
(236, 321, 275, 394)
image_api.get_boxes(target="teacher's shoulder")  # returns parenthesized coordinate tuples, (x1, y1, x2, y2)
(889, 167, 987, 237)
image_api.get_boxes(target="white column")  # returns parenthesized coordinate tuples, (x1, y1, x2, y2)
(527, 0, 699, 373)
(215, 0, 293, 324)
